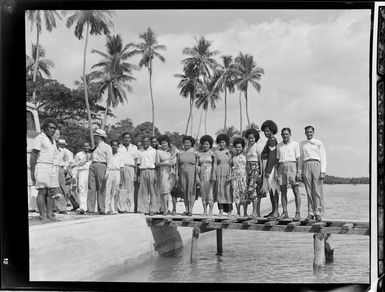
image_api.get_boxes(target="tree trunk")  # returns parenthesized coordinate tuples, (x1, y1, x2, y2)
(239, 90, 243, 135)
(196, 107, 204, 138)
(83, 22, 94, 147)
(204, 109, 208, 134)
(149, 62, 155, 136)
(245, 88, 250, 128)
(32, 30, 40, 104)
(101, 104, 109, 130)
(224, 87, 227, 131)
(185, 98, 192, 135)
(190, 91, 195, 136)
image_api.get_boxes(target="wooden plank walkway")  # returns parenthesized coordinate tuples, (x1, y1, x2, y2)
(145, 215, 369, 236)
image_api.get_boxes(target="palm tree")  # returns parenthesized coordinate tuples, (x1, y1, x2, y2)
(90, 34, 137, 129)
(234, 52, 264, 128)
(181, 36, 219, 136)
(26, 44, 54, 79)
(26, 10, 61, 103)
(174, 72, 200, 135)
(195, 73, 221, 135)
(131, 27, 166, 136)
(216, 55, 236, 131)
(65, 10, 113, 147)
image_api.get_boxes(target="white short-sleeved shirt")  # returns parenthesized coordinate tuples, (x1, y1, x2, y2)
(277, 140, 300, 162)
(107, 152, 124, 171)
(138, 146, 157, 169)
(74, 151, 92, 171)
(92, 141, 113, 163)
(246, 142, 262, 162)
(57, 148, 74, 167)
(118, 144, 139, 167)
(32, 133, 58, 164)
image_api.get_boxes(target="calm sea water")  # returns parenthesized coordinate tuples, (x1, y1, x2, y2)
(108, 184, 370, 283)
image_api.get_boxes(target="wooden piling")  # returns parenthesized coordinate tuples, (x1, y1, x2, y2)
(324, 233, 334, 263)
(190, 227, 200, 262)
(313, 233, 325, 271)
(216, 229, 223, 255)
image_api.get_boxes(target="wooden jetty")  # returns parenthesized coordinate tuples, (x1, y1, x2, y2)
(145, 214, 369, 270)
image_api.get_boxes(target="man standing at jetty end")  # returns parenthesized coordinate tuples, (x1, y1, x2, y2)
(74, 142, 92, 214)
(118, 132, 139, 213)
(87, 129, 112, 215)
(137, 136, 158, 215)
(300, 126, 327, 222)
(30, 118, 59, 222)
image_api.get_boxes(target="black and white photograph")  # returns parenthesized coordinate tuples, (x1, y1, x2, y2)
(1, 0, 384, 290)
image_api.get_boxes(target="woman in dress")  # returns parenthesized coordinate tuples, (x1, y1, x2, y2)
(261, 120, 281, 219)
(213, 134, 233, 217)
(176, 136, 198, 216)
(197, 135, 216, 217)
(245, 128, 264, 218)
(155, 135, 175, 215)
(230, 137, 247, 217)
(169, 141, 180, 215)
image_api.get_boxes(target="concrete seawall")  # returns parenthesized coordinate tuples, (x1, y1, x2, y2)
(29, 214, 195, 281)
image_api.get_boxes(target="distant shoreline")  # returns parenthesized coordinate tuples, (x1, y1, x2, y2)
(323, 175, 369, 185)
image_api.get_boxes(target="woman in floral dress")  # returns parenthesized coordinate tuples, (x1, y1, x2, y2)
(245, 128, 264, 218)
(197, 135, 215, 217)
(155, 135, 175, 215)
(230, 137, 247, 217)
(213, 134, 233, 217)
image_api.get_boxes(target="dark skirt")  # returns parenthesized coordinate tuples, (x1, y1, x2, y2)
(218, 203, 233, 213)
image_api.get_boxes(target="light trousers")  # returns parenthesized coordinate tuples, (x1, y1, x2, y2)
(137, 169, 159, 214)
(303, 160, 325, 216)
(78, 170, 89, 211)
(121, 166, 135, 212)
(105, 170, 120, 213)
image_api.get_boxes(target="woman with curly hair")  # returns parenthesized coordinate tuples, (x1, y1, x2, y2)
(230, 137, 247, 217)
(197, 135, 216, 216)
(176, 136, 198, 216)
(245, 128, 264, 218)
(261, 120, 281, 219)
(213, 133, 233, 217)
(156, 134, 176, 215)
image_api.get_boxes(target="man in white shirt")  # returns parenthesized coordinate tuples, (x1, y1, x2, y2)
(87, 129, 113, 214)
(30, 118, 59, 222)
(105, 140, 124, 214)
(137, 137, 158, 215)
(57, 139, 76, 211)
(118, 132, 139, 212)
(74, 142, 92, 214)
(276, 127, 302, 221)
(300, 126, 327, 222)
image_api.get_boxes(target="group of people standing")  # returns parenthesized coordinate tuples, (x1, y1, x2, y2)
(30, 118, 327, 223)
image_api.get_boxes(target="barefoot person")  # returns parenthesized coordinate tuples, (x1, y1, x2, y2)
(30, 118, 59, 222)
(176, 136, 198, 216)
(276, 128, 301, 221)
(245, 128, 264, 218)
(260, 120, 280, 219)
(197, 135, 216, 217)
(213, 134, 233, 217)
(156, 135, 175, 215)
(230, 137, 247, 217)
(87, 129, 112, 215)
(137, 137, 158, 216)
(300, 125, 327, 222)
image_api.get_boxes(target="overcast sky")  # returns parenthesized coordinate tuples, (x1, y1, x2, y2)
(25, 9, 371, 177)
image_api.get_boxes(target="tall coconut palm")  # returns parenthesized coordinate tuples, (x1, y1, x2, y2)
(216, 55, 236, 131)
(234, 52, 264, 128)
(174, 72, 201, 135)
(26, 44, 54, 79)
(131, 27, 166, 136)
(26, 10, 61, 103)
(195, 73, 221, 135)
(65, 10, 113, 147)
(90, 34, 137, 129)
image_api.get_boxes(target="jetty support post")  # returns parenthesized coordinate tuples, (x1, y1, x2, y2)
(324, 233, 334, 264)
(190, 227, 200, 262)
(313, 233, 325, 271)
(216, 229, 223, 255)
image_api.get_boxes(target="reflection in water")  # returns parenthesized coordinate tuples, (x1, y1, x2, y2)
(109, 185, 370, 283)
